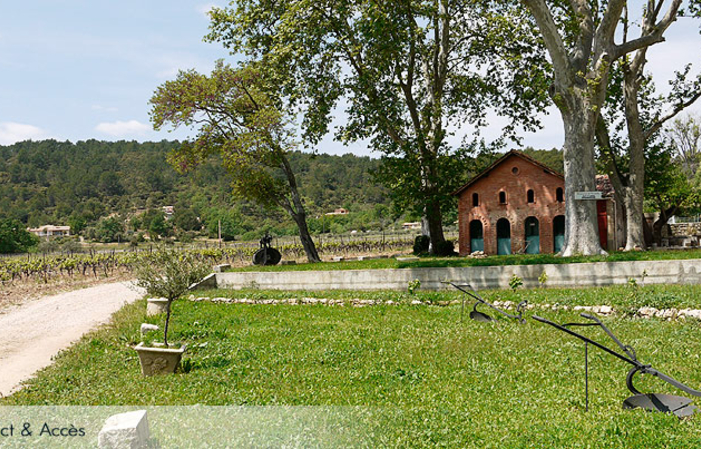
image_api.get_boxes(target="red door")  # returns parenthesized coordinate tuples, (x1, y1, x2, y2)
(597, 200, 608, 250)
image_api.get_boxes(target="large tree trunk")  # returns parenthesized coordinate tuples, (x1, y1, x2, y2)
(559, 95, 606, 256)
(619, 49, 648, 250)
(291, 210, 321, 263)
(424, 197, 446, 254)
(280, 156, 321, 263)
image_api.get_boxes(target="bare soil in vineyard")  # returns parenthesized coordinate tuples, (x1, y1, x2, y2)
(0, 272, 132, 312)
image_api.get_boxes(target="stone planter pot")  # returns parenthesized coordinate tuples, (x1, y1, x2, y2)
(134, 343, 186, 376)
(146, 298, 169, 316)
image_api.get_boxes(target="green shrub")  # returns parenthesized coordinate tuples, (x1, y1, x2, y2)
(407, 279, 421, 295)
(509, 274, 523, 291)
(434, 240, 455, 256)
(133, 246, 212, 346)
(413, 235, 430, 255)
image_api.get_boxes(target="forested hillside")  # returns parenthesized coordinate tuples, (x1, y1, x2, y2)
(0, 140, 562, 243)
(0, 140, 392, 241)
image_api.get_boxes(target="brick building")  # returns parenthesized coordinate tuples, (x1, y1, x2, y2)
(452, 150, 618, 256)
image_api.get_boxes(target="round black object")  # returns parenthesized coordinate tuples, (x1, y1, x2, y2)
(253, 248, 282, 266)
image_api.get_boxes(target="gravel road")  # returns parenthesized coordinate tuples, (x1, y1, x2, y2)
(0, 281, 143, 397)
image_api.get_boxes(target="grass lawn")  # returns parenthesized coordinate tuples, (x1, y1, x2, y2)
(3, 285, 701, 447)
(231, 248, 701, 272)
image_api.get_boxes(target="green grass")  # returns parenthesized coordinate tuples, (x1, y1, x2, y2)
(4, 285, 701, 447)
(230, 248, 701, 272)
(196, 283, 701, 311)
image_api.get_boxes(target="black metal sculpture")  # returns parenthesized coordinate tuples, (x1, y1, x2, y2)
(252, 232, 282, 266)
(533, 313, 701, 418)
(443, 281, 527, 323)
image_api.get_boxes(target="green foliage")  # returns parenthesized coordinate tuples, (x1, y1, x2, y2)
(206, 0, 550, 251)
(407, 279, 421, 295)
(412, 235, 430, 255)
(538, 270, 548, 287)
(434, 240, 455, 257)
(94, 216, 125, 243)
(151, 62, 294, 210)
(173, 208, 200, 232)
(0, 219, 39, 253)
(150, 61, 327, 261)
(508, 273, 524, 291)
(148, 214, 172, 239)
(133, 246, 212, 346)
(0, 140, 391, 242)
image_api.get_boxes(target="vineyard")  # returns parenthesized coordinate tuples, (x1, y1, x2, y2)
(0, 236, 415, 286)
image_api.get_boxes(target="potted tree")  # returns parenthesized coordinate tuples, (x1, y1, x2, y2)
(132, 246, 211, 375)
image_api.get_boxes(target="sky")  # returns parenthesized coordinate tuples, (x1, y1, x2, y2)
(1, 1, 700, 157)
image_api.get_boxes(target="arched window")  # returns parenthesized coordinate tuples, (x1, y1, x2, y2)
(527, 189, 535, 203)
(499, 191, 507, 204)
(556, 187, 564, 202)
(472, 193, 479, 207)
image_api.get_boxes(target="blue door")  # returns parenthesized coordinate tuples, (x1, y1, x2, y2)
(469, 220, 484, 252)
(497, 218, 511, 255)
(525, 217, 540, 254)
(553, 215, 565, 253)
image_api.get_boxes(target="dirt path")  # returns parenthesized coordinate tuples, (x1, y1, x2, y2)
(0, 281, 143, 397)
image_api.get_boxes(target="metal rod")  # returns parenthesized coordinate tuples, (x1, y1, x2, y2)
(585, 341, 589, 412)
(532, 315, 640, 368)
(445, 282, 523, 321)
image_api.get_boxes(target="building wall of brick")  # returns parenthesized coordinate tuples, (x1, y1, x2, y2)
(456, 154, 566, 256)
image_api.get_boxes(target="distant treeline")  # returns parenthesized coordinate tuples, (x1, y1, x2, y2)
(0, 139, 562, 243)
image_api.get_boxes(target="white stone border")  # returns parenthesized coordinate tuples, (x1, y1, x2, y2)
(189, 295, 701, 322)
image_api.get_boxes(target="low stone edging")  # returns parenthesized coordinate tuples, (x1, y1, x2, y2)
(188, 295, 701, 322)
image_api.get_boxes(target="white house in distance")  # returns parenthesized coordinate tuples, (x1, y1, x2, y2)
(325, 208, 348, 216)
(27, 225, 71, 239)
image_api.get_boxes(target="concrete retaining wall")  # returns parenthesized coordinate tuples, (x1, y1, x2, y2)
(215, 259, 701, 291)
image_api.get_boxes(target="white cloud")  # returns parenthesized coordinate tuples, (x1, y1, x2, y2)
(0, 122, 47, 145)
(95, 120, 150, 137)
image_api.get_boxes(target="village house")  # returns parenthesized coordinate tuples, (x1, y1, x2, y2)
(27, 225, 71, 239)
(325, 208, 349, 216)
(452, 150, 618, 256)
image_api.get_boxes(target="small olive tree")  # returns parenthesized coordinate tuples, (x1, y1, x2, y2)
(133, 247, 211, 347)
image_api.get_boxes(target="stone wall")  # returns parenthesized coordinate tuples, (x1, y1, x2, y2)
(669, 223, 701, 237)
(215, 259, 701, 291)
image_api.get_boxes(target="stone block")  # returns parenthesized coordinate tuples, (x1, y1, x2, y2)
(146, 298, 169, 316)
(98, 410, 150, 449)
(189, 272, 217, 290)
(140, 323, 159, 335)
(213, 264, 231, 273)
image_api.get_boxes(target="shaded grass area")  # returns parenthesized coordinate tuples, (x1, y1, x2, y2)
(230, 248, 701, 272)
(3, 286, 701, 447)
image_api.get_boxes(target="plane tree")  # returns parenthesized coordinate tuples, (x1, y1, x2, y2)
(206, 0, 550, 254)
(150, 62, 321, 263)
(522, 0, 683, 255)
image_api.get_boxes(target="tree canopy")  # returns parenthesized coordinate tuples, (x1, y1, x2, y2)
(150, 62, 322, 261)
(206, 0, 550, 253)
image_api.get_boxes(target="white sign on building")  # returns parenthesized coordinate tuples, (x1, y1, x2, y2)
(574, 191, 603, 200)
